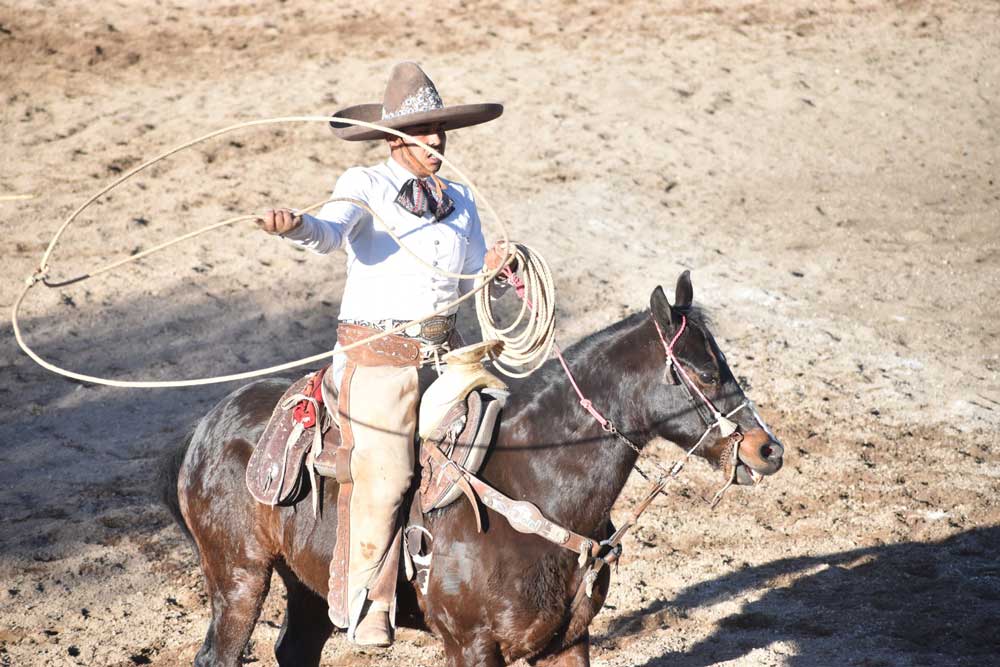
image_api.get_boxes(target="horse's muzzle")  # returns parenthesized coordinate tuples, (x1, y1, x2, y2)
(735, 427, 784, 482)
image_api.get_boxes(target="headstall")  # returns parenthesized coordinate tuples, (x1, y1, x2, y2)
(453, 274, 757, 604)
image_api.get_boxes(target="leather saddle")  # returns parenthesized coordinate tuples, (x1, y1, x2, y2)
(244, 361, 507, 513)
(418, 388, 507, 512)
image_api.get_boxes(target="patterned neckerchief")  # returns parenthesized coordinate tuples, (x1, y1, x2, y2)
(394, 176, 455, 222)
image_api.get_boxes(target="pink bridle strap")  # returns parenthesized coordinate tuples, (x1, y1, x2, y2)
(653, 315, 735, 433)
(503, 266, 615, 430)
(554, 342, 614, 430)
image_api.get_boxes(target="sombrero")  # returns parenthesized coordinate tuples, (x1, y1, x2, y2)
(329, 61, 503, 141)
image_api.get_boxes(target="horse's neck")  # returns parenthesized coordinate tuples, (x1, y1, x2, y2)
(494, 313, 661, 535)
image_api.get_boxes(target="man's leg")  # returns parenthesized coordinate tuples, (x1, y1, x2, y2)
(339, 363, 418, 645)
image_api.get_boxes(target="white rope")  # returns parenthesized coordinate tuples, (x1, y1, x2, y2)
(12, 116, 516, 388)
(475, 244, 557, 378)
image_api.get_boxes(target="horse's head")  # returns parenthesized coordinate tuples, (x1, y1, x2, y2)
(648, 271, 784, 486)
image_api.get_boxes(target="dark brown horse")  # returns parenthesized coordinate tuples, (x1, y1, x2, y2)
(161, 273, 784, 666)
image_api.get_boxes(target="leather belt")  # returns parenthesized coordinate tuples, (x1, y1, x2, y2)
(336, 323, 422, 367)
(341, 314, 456, 346)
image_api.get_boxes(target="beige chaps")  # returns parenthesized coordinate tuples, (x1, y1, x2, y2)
(330, 361, 418, 638)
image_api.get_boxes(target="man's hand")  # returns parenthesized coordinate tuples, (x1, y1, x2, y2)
(256, 208, 302, 236)
(484, 240, 516, 273)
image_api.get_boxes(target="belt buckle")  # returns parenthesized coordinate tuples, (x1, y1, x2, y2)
(420, 317, 451, 344)
(404, 322, 423, 338)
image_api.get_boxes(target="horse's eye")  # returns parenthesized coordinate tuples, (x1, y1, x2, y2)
(698, 370, 717, 384)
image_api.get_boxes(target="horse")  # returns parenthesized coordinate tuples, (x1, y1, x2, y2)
(160, 272, 784, 666)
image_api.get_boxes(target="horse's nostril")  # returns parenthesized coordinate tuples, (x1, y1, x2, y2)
(762, 441, 784, 461)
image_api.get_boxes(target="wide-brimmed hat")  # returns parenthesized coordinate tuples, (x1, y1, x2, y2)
(329, 61, 503, 141)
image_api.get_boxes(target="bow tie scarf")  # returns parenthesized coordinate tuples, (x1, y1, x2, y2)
(395, 177, 455, 222)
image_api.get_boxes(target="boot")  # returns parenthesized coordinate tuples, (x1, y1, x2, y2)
(354, 607, 392, 647)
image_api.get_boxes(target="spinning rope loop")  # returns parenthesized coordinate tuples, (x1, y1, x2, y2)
(12, 116, 553, 388)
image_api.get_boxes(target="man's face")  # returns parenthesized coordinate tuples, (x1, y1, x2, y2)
(388, 122, 447, 177)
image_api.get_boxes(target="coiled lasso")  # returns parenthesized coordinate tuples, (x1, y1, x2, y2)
(475, 243, 557, 378)
(11, 115, 556, 387)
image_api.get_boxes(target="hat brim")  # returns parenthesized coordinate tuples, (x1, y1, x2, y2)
(329, 103, 503, 141)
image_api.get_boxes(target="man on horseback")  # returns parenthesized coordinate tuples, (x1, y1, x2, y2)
(255, 62, 507, 647)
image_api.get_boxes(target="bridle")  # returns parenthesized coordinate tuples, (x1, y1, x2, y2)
(652, 313, 748, 441)
(556, 310, 750, 486)
(499, 271, 760, 599)
(651, 312, 752, 505)
(550, 309, 756, 603)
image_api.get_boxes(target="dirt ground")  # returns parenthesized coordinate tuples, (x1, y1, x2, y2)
(2, 1, 998, 665)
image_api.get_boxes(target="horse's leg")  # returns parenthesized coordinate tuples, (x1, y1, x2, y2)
(530, 631, 591, 667)
(273, 564, 334, 667)
(183, 451, 276, 667)
(172, 383, 293, 667)
(442, 635, 505, 667)
(193, 542, 273, 667)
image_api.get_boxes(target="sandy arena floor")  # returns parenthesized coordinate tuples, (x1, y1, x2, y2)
(1, 1, 998, 665)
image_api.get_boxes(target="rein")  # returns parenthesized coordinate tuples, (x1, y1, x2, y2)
(490, 270, 752, 594)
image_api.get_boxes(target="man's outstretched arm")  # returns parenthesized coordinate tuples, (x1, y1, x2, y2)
(255, 169, 369, 254)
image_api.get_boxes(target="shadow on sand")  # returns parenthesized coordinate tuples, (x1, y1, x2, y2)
(0, 281, 349, 556)
(596, 526, 1000, 666)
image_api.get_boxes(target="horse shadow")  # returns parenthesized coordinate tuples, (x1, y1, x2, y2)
(596, 526, 1000, 666)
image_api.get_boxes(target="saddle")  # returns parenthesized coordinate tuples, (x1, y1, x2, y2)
(419, 388, 507, 511)
(416, 341, 508, 511)
(244, 346, 507, 515)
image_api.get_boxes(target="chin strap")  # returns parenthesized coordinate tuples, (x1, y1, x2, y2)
(395, 141, 444, 185)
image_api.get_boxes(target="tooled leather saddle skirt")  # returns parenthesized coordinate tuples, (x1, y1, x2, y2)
(244, 366, 506, 512)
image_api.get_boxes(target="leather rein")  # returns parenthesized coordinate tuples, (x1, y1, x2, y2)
(430, 307, 751, 601)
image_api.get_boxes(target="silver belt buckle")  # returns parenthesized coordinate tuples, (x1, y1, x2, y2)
(420, 317, 452, 345)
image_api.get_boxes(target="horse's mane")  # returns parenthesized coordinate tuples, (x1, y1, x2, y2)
(684, 304, 714, 329)
(511, 304, 713, 395)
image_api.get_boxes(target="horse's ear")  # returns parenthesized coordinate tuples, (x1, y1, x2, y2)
(674, 270, 693, 311)
(650, 285, 673, 328)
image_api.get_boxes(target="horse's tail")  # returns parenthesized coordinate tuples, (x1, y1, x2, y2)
(158, 430, 196, 551)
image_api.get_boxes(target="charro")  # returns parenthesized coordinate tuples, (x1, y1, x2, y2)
(254, 61, 513, 647)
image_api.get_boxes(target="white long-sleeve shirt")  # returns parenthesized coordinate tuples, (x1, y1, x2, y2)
(284, 157, 487, 322)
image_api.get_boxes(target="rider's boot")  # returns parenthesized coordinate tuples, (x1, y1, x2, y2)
(353, 601, 392, 647)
